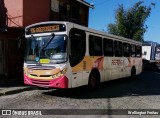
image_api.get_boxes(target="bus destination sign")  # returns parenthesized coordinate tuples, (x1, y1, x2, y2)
(26, 24, 66, 35)
(30, 25, 59, 34)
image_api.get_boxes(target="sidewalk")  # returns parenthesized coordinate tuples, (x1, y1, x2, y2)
(0, 80, 33, 96)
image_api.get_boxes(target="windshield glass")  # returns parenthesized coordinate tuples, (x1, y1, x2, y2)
(25, 35, 67, 64)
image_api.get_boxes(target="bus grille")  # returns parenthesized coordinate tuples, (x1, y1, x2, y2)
(30, 74, 51, 77)
(30, 79, 50, 85)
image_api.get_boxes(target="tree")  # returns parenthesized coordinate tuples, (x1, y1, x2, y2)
(107, 1, 155, 41)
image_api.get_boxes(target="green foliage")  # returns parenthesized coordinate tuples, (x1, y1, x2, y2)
(107, 1, 155, 41)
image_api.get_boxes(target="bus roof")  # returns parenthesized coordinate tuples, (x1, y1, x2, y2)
(71, 22, 142, 45)
(25, 21, 142, 45)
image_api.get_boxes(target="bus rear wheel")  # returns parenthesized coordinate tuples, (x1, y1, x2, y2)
(88, 70, 100, 90)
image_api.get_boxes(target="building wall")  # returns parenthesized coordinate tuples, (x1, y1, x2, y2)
(4, 0, 50, 27)
(4, 0, 23, 27)
(0, 28, 24, 80)
(4, 0, 89, 27)
(0, 40, 4, 76)
(23, 0, 50, 27)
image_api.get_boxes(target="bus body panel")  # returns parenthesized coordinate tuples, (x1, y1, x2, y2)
(69, 55, 142, 87)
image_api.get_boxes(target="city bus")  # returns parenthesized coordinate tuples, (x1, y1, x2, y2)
(23, 21, 142, 89)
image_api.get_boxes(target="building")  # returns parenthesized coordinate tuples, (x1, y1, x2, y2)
(0, 0, 93, 83)
(50, 0, 94, 27)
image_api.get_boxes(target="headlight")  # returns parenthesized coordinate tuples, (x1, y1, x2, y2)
(52, 69, 67, 78)
(61, 68, 67, 74)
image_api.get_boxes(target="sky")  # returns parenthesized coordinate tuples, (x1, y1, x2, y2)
(86, 0, 160, 43)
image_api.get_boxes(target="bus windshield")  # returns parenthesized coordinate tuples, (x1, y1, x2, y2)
(25, 35, 68, 64)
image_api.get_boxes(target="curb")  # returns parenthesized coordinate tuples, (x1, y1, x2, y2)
(0, 87, 34, 97)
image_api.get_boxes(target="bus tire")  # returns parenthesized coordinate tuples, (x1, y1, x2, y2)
(88, 69, 100, 90)
(131, 66, 136, 79)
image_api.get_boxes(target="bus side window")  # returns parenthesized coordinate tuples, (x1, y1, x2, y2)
(103, 38, 113, 56)
(131, 44, 136, 57)
(123, 43, 130, 57)
(114, 41, 122, 57)
(69, 28, 86, 67)
(89, 35, 102, 56)
(136, 45, 142, 57)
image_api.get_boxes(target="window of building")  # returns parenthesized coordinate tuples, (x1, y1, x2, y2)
(123, 43, 130, 57)
(114, 41, 122, 57)
(103, 38, 113, 56)
(51, 0, 59, 12)
(72, 5, 79, 20)
(136, 45, 142, 57)
(89, 35, 102, 56)
(59, 1, 67, 15)
(50, 0, 89, 27)
(131, 44, 136, 57)
(69, 28, 86, 67)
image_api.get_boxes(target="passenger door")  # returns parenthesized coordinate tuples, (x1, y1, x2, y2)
(69, 28, 86, 87)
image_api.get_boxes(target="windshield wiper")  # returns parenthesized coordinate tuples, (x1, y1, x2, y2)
(44, 33, 55, 48)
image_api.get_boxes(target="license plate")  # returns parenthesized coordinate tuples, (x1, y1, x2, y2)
(40, 59, 50, 64)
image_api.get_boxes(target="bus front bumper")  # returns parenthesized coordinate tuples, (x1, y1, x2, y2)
(24, 75, 68, 89)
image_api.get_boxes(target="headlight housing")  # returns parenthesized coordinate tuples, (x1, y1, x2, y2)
(52, 69, 67, 78)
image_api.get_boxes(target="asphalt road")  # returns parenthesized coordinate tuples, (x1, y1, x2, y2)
(0, 71, 160, 118)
